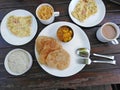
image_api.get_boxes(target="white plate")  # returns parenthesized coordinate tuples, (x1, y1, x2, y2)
(69, 0, 106, 27)
(0, 9, 38, 46)
(35, 21, 90, 77)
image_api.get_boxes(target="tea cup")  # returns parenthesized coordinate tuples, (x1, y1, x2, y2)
(96, 22, 120, 45)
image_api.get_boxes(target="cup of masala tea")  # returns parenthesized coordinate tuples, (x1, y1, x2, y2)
(96, 22, 120, 45)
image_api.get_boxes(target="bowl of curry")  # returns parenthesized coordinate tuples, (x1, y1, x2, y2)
(56, 25, 74, 42)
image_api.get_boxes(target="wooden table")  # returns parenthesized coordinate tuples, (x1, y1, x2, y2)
(0, 0, 120, 89)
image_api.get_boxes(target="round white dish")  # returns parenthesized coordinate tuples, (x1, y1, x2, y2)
(68, 0, 106, 27)
(4, 49, 33, 76)
(35, 21, 90, 77)
(0, 9, 38, 46)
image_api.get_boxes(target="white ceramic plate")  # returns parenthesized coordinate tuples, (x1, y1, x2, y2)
(69, 0, 106, 27)
(35, 21, 90, 77)
(0, 9, 38, 46)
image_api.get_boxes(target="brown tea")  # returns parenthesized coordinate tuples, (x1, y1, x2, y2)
(102, 25, 117, 39)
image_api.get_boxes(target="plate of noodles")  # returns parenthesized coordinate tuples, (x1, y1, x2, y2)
(69, 0, 106, 27)
(0, 9, 38, 46)
(35, 21, 90, 77)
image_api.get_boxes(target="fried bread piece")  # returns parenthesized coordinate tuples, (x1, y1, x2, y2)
(36, 36, 62, 64)
(36, 36, 62, 54)
(36, 36, 48, 54)
(46, 48, 70, 70)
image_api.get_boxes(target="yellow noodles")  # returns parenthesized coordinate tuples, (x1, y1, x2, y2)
(72, 0, 97, 22)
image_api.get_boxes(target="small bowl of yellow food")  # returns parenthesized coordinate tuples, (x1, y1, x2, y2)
(57, 25, 74, 42)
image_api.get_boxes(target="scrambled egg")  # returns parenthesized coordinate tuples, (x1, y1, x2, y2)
(72, 0, 98, 22)
(7, 15, 32, 37)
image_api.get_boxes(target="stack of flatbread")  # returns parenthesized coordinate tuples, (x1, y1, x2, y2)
(36, 36, 70, 70)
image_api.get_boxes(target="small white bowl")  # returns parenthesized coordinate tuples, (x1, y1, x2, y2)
(4, 49, 33, 76)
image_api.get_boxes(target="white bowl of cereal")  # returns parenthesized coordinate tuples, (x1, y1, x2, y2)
(4, 49, 33, 76)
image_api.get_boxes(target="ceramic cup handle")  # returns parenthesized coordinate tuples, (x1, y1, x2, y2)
(111, 39, 119, 45)
(54, 12, 60, 17)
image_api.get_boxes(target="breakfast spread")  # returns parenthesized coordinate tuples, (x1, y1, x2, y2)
(36, 36, 70, 70)
(71, 0, 98, 22)
(7, 15, 32, 37)
(2, 0, 106, 77)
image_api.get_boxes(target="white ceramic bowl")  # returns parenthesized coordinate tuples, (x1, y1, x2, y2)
(4, 49, 33, 76)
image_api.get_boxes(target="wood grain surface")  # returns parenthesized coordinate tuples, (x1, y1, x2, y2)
(0, 0, 120, 90)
